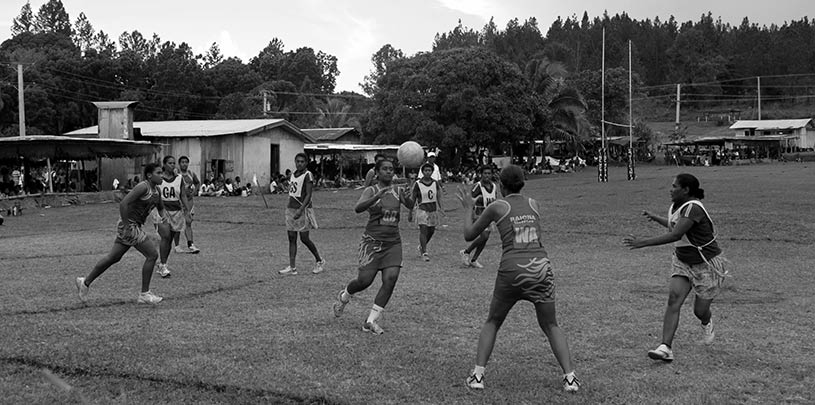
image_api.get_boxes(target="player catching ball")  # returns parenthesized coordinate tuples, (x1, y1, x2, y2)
(456, 165, 580, 392)
(75, 163, 167, 304)
(624, 173, 730, 362)
(332, 158, 415, 334)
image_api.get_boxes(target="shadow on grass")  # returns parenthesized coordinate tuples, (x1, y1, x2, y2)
(0, 279, 268, 317)
(1, 356, 342, 404)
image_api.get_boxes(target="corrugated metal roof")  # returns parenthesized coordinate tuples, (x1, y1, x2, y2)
(64, 119, 314, 142)
(0, 135, 160, 160)
(729, 119, 812, 130)
(301, 128, 359, 141)
(305, 143, 399, 151)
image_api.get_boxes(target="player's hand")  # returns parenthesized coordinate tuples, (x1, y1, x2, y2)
(623, 234, 644, 249)
(642, 210, 657, 222)
(455, 185, 475, 209)
(293, 209, 303, 220)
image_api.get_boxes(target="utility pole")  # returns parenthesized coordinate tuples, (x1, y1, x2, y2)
(757, 76, 761, 120)
(262, 90, 268, 116)
(674, 83, 681, 134)
(18, 63, 25, 137)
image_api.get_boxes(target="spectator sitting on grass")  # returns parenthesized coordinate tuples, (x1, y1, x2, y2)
(199, 179, 217, 196)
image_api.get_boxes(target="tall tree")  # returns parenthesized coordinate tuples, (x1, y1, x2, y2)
(72, 12, 95, 54)
(32, 0, 72, 36)
(361, 44, 404, 96)
(203, 42, 223, 69)
(10, 2, 34, 36)
(315, 98, 360, 128)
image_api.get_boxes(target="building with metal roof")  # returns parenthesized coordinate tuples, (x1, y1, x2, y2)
(301, 128, 361, 144)
(66, 109, 316, 190)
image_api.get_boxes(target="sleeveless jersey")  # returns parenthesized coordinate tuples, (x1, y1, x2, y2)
(364, 185, 402, 243)
(668, 200, 721, 264)
(495, 195, 548, 261)
(288, 170, 313, 208)
(473, 181, 497, 215)
(414, 179, 438, 211)
(127, 181, 161, 225)
(159, 174, 183, 211)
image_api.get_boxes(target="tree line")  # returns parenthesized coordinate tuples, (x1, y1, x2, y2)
(2, 1, 814, 163)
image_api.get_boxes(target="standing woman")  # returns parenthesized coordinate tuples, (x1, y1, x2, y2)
(459, 165, 500, 268)
(456, 165, 579, 392)
(624, 173, 729, 362)
(412, 163, 444, 261)
(75, 163, 167, 304)
(332, 159, 415, 334)
(156, 156, 189, 278)
(280, 152, 325, 275)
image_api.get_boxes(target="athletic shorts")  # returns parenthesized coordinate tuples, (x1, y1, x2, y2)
(416, 209, 439, 227)
(115, 220, 148, 246)
(358, 234, 402, 272)
(285, 207, 318, 232)
(493, 256, 555, 304)
(671, 254, 730, 300)
(164, 209, 186, 232)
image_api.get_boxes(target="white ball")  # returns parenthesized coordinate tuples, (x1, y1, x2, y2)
(397, 141, 425, 169)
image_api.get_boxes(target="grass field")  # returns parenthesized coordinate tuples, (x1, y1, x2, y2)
(1, 163, 814, 404)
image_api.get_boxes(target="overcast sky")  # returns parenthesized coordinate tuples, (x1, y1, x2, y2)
(1, 0, 812, 92)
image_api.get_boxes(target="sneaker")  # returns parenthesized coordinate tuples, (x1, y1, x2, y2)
(362, 321, 384, 335)
(174, 245, 190, 254)
(188, 244, 200, 254)
(465, 373, 485, 390)
(333, 290, 349, 317)
(459, 249, 471, 266)
(422, 253, 431, 262)
(278, 266, 297, 275)
(156, 263, 171, 278)
(470, 260, 484, 269)
(75, 277, 89, 302)
(647, 344, 674, 362)
(312, 260, 326, 274)
(137, 290, 163, 305)
(563, 373, 580, 392)
(701, 319, 715, 345)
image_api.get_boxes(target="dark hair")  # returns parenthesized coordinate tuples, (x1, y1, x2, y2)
(375, 158, 393, 172)
(420, 163, 434, 172)
(162, 155, 175, 165)
(499, 165, 525, 194)
(144, 163, 161, 177)
(479, 165, 492, 174)
(295, 152, 308, 161)
(178, 156, 189, 163)
(374, 153, 386, 161)
(675, 173, 705, 199)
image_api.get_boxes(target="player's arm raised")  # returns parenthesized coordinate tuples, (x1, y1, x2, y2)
(355, 186, 389, 213)
(624, 217, 694, 249)
(457, 186, 500, 241)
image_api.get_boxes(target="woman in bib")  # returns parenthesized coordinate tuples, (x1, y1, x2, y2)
(280, 153, 325, 275)
(456, 165, 579, 392)
(332, 159, 415, 335)
(412, 163, 444, 261)
(459, 165, 500, 268)
(624, 173, 730, 362)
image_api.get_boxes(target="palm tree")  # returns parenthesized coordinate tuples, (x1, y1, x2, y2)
(524, 56, 588, 162)
(315, 98, 360, 128)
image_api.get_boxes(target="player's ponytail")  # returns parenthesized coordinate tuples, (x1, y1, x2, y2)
(676, 173, 704, 199)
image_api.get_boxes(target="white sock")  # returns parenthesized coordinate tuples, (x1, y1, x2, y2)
(366, 304, 384, 323)
(340, 288, 351, 302)
(473, 365, 486, 377)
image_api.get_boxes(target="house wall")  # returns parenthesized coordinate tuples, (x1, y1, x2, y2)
(245, 127, 305, 187)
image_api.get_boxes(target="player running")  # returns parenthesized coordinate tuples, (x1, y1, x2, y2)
(456, 165, 580, 392)
(624, 173, 730, 362)
(459, 165, 500, 268)
(412, 163, 444, 261)
(332, 158, 415, 334)
(75, 163, 167, 304)
(279, 153, 326, 275)
(156, 155, 189, 278)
